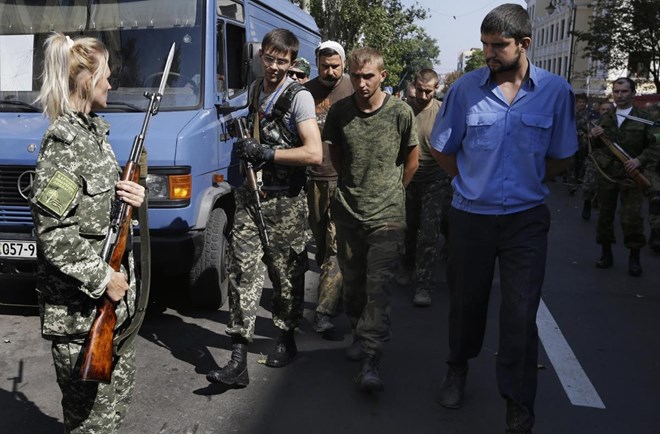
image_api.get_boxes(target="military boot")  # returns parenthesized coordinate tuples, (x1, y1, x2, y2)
(628, 248, 642, 276)
(581, 199, 591, 221)
(438, 363, 468, 409)
(265, 329, 297, 368)
(595, 244, 613, 268)
(206, 341, 249, 387)
(355, 354, 384, 393)
(505, 399, 533, 434)
(649, 227, 660, 253)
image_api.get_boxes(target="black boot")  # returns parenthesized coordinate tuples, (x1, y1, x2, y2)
(581, 199, 591, 221)
(649, 228, 660, 253)
(355, 354, 384, 393)
(628, 249, 642, 276)
(596, 244, 613, 268)
(438, 363, 468, 409)
(206, 341, 249, 387)
(265, 329, 297, 368)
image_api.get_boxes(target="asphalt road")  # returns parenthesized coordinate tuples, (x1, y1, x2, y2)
(1, 181, 659, 434)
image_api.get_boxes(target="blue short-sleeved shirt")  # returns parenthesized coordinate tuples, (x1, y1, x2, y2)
(430, 63, 578, 215)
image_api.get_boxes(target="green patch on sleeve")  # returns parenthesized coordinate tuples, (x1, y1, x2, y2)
(36, 170, 79, 218)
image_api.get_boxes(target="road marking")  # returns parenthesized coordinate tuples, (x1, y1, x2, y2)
(537, 299, 606, 409)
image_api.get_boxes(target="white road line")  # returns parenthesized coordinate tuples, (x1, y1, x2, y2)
(537, 299, 606, 409)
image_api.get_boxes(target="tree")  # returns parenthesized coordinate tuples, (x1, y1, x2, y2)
(441, 70, 463, 95)
(575, 0, 660, 92)
(464, 49, 485, 72)
(297, 0, 440, 88)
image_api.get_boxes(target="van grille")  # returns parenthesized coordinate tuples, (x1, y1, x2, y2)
(0, 166, 34, 225)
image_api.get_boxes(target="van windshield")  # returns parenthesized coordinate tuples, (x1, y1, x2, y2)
(0, 0, 204, 112)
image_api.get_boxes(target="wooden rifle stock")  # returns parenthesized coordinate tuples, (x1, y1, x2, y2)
(586, 116, 652, 191)
(79, 163, 140, 383)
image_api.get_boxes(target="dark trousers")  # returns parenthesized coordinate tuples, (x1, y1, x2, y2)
(446, 204, 550, 425)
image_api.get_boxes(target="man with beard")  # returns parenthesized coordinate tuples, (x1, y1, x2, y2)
(403, 68, 451, 306)
(304, 41, 355, 333)
(430, 4, 577, 433)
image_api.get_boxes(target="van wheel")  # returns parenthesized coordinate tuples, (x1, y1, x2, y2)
(189, 208, 229, 309)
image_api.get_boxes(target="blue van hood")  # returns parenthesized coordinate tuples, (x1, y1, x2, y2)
(0, 111, 199, 166)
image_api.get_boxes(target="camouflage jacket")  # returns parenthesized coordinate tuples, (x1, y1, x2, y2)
(30, 111, 136, 339)
(594, 107, 660, 179)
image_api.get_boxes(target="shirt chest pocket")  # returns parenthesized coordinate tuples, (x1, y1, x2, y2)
(79, 173, 115, 237)
(521, 113, 553, 152)
(465, 113, 499, 150)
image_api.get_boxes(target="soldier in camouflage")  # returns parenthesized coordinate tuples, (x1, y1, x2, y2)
(325, 47, 418, 393)
(575, 94, 600, 220)
(590, 77, 660, 276)
(206, 29, 322, 388)
(30, 34, 145, 433)
(403, 68, 451, 307)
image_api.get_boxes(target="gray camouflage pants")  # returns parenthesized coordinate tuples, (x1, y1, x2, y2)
(306, 179, 342, 316)
(335, 220, 405, 357)
(52, 338, 135, 433)
(226, 187, 309, 340)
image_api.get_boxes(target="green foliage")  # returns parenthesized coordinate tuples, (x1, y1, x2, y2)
(575, 0, 660, 92)
(441, 70, 463, 95)
(302, 0, 440, 88)
(464, 49, 485, 72)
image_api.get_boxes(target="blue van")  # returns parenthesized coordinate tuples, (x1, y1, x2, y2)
(0, 0, 321, 308)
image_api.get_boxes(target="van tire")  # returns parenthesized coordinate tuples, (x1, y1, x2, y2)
(189, 208, 229, 309)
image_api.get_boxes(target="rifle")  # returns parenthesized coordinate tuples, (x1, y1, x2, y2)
(586, 117, 652, 192)
(233, 117, 270, 246)
(79, 43, 176, 383)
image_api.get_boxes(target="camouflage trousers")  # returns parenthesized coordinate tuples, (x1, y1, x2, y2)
(226, 187, 309, 340)
(582, 155, 598, 201)
(596, 175, 645, 248)
(51, 338, 135, 433)
(646, 167, 660, 229)
(306, 179, 342, 316)
(404, 178, 452, 291)
(335, 219, 405, 357)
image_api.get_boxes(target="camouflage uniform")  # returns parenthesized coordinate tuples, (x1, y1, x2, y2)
(594, 108, 660, 248)
(577, 108, 599, 201)
(304, 75, 354, 318)
(404, 99, 451, 299)
(324, 94, 417, 357)
(226, 78, 314, 340)
(29, 112, 137, 433)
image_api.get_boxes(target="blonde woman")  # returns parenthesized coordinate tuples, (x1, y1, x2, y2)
(30, 32, 144, 433)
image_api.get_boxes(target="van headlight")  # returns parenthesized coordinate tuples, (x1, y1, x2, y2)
(145, 167, 192, 207)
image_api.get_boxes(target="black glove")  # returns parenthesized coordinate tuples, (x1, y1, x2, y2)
(237, 138, 275, 164)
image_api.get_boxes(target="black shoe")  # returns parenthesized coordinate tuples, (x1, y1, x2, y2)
(413, 288, 432, 307)
(206, 343, 249, 387)
(505, 399, 533, 434)
(595, 245, 613, 269)
(265, 330, 297, 368)
(581, 200, 591, 221)
(649, 228, 660, 253)
(628, 249, 642, 276)
(345, 337, 365, 361)
(438, 364, 468, 409)
(355, 355, 384, 393)
(313, 312, 335, 333)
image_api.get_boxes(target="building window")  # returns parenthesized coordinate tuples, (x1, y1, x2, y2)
(561, 20, 565, 39)
(558, 57, 563, 77)
(550, 24, 554, 43)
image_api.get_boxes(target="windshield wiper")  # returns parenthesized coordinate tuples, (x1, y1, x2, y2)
(0, 99, 41, 112)
(105, 101, 145, 112)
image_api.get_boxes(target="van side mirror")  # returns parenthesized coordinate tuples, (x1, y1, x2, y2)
(242, 42, 263, 84)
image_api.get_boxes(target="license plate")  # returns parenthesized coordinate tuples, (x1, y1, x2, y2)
(0, 240, 37, 258)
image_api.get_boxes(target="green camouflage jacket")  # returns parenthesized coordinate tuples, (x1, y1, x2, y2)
(593, 107, 660, 179)
(30, 111, 136, 339)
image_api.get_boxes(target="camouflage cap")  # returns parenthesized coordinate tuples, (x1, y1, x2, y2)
(290, 57, 311, 77)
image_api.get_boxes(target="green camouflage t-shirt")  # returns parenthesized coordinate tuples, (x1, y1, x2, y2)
(324, 94, 417, 225)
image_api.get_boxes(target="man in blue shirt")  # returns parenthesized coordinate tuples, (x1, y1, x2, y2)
(430, 4, 577, 433)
